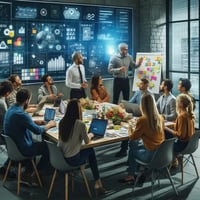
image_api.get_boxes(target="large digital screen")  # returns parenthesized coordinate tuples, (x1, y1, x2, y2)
(0, 0, 133, 83)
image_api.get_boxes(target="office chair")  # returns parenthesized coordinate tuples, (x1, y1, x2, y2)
(177, 131, 200, 185)
(134, 138, 178, 200)
(1, 134, 42, 195)
(45, 140, 92, 200)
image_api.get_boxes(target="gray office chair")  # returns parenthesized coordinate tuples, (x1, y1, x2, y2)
(134, 138, 178, 200)
(1, 134, 42, 195)
(45, 140, 92, 200)
(177, 131, 200, 185)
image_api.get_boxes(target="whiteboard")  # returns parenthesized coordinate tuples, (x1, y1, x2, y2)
(132, 52, 162, 94)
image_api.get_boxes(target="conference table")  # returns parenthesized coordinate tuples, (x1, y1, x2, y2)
(46, 121, 130, 149)
(32, 102, 175, 149)
(32, 102, 133, 149)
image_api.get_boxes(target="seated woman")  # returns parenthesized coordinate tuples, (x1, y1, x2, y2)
(119, 94, 165, 184)
(58, 99, 105, 196)
(164, 93, 195, 164)
(90, 75, 109, 103)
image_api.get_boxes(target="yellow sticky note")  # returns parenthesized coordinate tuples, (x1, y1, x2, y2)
(7, 39, 12, 44)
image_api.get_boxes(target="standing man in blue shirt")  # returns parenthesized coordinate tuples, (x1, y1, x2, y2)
(66, 52, 88, 99)
(108, 43, 143, 104)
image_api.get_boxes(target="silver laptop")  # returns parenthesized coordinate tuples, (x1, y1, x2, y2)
(32, 96, 48, 116)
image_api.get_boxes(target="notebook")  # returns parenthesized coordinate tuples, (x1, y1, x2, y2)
(88, 119, 108, 140)
(44, 108, 56, 122)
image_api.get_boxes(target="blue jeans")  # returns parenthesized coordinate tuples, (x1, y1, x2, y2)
(120, 140, 128, 152)
(127, 140, 155, 176)
(174, 139, 188, 153)
(165, 130, 188, 153)
(65, 148, 100, 181)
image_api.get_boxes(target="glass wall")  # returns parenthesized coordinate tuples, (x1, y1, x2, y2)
(167, 0, 200, 128)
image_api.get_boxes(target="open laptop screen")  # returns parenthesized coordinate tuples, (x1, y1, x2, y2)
(44, 108, 56, 122)
(88, 119, 108, 138)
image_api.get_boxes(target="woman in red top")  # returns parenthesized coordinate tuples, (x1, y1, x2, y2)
(90, 75, 109, 103)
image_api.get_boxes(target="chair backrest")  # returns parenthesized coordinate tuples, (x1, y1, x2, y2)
(180, 131, 200, 155)
(1, 134, 27, 161)
(45, 140, 79, 172)
(149, 138, 176, 169)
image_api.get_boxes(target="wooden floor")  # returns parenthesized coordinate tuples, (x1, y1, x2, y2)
(0, 140, 200, 200)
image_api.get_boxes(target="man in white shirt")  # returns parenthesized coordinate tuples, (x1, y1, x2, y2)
(65, 52, 88, 99)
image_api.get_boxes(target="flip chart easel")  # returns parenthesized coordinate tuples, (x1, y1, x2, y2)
(132, 52, 162, 94)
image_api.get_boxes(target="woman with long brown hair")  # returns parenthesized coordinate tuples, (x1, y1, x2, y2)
(58, 99, 105, 196)
(120, 93, 165, 184)
(90, 75, 109, 102)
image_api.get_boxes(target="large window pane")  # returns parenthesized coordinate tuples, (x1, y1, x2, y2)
(190, 0, 199, 19)
(170, 22, 188, 71)
(190, 21, 199, 72)
(171, 0, 188, 21)
(168, 0, 200, 129)
(169, 72, 188, 96)
(190, 74, 199, 99)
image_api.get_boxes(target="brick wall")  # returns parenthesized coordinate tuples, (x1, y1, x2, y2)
(139, 0, 166, 77)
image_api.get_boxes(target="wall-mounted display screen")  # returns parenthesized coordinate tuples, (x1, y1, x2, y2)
(0, 0, 133, 83)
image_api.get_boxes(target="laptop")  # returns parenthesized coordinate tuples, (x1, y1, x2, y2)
(32, 96, 48, 116)
(44, 108, 56, 122)
(53, 96, 62, 107)
(88, 119, 108, 140)
(59, 100, 67, 114)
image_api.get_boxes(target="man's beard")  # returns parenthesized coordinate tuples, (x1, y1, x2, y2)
(120, 52, 127, 57)
(160, 88, 164, 93)
(78, 60, 83, 65)
(24, 103, 28, 110)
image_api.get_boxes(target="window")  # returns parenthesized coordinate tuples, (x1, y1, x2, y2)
(167, 0, 200, 128)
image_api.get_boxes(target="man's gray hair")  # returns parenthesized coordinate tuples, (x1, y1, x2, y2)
(118, 43, 128, 50)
